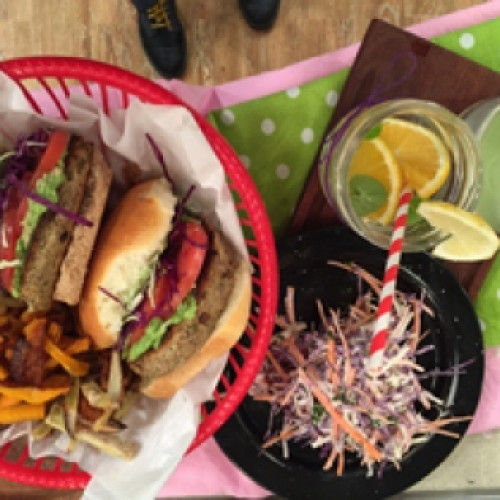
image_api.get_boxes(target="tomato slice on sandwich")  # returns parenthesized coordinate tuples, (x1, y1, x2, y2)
(126, 220, 209, 358)
(30, 130, 71, 179)
(0, 188, 22, 290)
(0, 130, 71, 292)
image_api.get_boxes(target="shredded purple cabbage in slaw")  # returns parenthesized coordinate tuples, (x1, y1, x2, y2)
(250, 261, 472, 477)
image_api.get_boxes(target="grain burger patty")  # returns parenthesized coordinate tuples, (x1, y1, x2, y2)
(78, 177, 252, 398)
(0, 129, 112, 311)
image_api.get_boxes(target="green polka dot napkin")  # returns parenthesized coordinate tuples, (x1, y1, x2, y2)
(208, 69, 348, 238)
(475, 256, 500, 348)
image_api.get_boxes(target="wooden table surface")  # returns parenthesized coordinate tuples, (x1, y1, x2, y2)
(0, 0, 488, 498)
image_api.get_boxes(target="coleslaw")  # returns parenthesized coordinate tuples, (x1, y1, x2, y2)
(250, 261, 471, 477)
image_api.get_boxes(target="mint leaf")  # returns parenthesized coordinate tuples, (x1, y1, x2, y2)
(349, 175, 387, 217)
(364, 123, 382, 140)
(407, 194, 423, 225)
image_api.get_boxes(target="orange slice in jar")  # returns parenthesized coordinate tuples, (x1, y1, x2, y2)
(347, 138, 402, 226)
(378, 118, 451, 199)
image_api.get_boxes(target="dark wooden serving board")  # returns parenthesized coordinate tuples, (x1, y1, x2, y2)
(288, 18, 500, 297)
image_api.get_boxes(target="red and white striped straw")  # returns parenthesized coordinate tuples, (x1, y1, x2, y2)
(368, 186, 413, 373)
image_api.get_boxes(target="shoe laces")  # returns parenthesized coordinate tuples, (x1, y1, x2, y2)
(147, 0, 172, 29)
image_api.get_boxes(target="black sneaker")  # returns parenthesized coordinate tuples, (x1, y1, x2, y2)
(136, 0, 187, 79)
(238, 0, 280, 31)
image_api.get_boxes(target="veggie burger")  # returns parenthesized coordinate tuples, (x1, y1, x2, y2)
(78, 177, 252, 398)
(0, 129, 112, 311)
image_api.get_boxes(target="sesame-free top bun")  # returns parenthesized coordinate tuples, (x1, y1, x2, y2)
(78, 178, 177, 349)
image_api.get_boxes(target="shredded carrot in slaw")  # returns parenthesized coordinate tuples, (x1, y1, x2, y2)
(250, 261, 472, 477)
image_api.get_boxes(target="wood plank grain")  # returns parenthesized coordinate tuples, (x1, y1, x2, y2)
(0, 0, 484, 86)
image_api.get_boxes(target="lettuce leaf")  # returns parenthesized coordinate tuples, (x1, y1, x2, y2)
(127, 294, 197, 362)
(12, 164, 66, 297)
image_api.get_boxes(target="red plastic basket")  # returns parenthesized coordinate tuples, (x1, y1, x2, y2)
(0, 57, 278, 489)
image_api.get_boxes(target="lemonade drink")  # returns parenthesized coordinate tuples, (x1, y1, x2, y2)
(319, 99, 482, 252)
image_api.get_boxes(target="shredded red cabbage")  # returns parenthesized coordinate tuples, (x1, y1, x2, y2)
(125, 186, 201, 328)
(174, 184, 195, 225)
(1, 128, 93, 227)
(145, 133, 203, 245)
(0, 128, 50, 217)
(98, 286, 128, 310)
(114, 267, 176, 353)
(145, 133, 174, 186)
(116, 318, 140, 352)
(8, 174, 93, 227)
(115, 221, 199, 352)
(114, 134, 206, 351)
(96, 285, 147, 352)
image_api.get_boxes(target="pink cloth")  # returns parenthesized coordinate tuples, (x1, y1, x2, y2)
(466, 348, 500, 434)
(157, 2, 500, 497)
(160, 437, 270, 499)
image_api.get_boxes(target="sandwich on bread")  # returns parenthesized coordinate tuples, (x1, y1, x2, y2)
(79, 177, 252, 398)
(0, 128, 113, 311)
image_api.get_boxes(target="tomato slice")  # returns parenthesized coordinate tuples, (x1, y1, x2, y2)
(16, 129, 71, 226)
(127, 220, 209, 346)
(0, 188, 22, 290)
(0, 130, 71, 292)
(30, 130, 71, 183)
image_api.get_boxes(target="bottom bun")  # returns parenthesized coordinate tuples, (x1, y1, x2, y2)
(139, 256, 252, 399)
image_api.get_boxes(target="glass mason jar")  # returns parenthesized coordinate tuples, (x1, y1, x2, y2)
(318, 98, 482, 252)
(460, 97, 500, 233)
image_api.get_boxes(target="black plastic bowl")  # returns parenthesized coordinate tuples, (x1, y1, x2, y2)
(214, 225, 484, 500)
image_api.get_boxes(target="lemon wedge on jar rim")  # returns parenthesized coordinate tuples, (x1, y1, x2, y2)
(417, 201, 499, 261)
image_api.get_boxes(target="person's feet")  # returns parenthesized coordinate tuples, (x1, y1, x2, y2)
(136, 0, 186, 79)
(238, 0, 280, 31)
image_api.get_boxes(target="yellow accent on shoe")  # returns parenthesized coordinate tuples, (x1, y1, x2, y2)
(147, 0, 172, 29)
